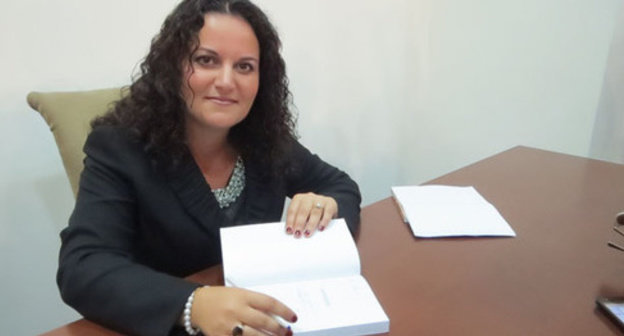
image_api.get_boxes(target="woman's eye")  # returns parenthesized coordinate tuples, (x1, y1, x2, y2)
(195, 55, 216, 66)
(236, 63, 255, 73)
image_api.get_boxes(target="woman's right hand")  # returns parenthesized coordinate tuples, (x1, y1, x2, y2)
(191, 286, 297, 336)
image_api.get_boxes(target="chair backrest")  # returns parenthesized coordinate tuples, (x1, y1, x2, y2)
(27, 87, 126, 197)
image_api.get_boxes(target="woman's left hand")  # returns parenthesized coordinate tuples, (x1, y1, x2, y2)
(285, 193, 338, 238)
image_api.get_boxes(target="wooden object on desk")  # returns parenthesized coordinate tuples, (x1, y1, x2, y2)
(40, 146, 624, 336)
(358, 146, 624, 335)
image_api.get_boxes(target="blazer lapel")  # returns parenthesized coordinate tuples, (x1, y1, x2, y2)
(244, 160, 283, 224)
(164, 156, 226, 237)
(164, 155, 283, 231)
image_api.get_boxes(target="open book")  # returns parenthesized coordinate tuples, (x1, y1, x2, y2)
(220, 219, 389, 336)
(392, 185, 516, 238)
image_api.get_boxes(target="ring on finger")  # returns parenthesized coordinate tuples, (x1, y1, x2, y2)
(232, 324, 244, 336)
(315, 202, 323, 209)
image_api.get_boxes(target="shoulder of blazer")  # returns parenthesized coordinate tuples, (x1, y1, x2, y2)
(83, 125, 156, 180)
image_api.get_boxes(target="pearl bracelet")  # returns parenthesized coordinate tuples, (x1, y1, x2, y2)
(184, 287, 203, 335)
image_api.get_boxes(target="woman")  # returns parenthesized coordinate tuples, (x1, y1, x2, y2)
(56, 0, 361, 335)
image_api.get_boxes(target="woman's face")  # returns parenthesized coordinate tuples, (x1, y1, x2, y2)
(182, 13, 260, 134)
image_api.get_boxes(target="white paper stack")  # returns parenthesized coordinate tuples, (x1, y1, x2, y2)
(391, 185, 516, 238)
(221, 219, 390, 336)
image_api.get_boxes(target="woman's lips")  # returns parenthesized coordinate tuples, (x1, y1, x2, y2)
(206, 96, 237, 105)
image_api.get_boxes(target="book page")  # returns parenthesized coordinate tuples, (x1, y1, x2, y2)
(221, 219, 360, 287)
(248, 275, 389, 336)
(392, 185, 516, 237)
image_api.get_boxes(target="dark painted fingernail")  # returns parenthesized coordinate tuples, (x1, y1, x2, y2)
(286, 329, 293, 336)
(319, 226, 325, 232)
(294, 230, 301, 238)
(304, 230, 311, 237)
(286, 227, 293, 234)
(291, 314, 298, 323)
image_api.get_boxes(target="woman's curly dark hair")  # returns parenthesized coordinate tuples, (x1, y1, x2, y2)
(92, 0, 296, 173)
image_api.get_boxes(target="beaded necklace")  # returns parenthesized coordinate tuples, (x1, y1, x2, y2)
(212, 156, 245, 209)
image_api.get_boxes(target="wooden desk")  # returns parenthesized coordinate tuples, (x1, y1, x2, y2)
(41, 146, 624, 335)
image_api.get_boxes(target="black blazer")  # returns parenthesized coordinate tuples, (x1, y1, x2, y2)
(57, 126, 361, 336)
